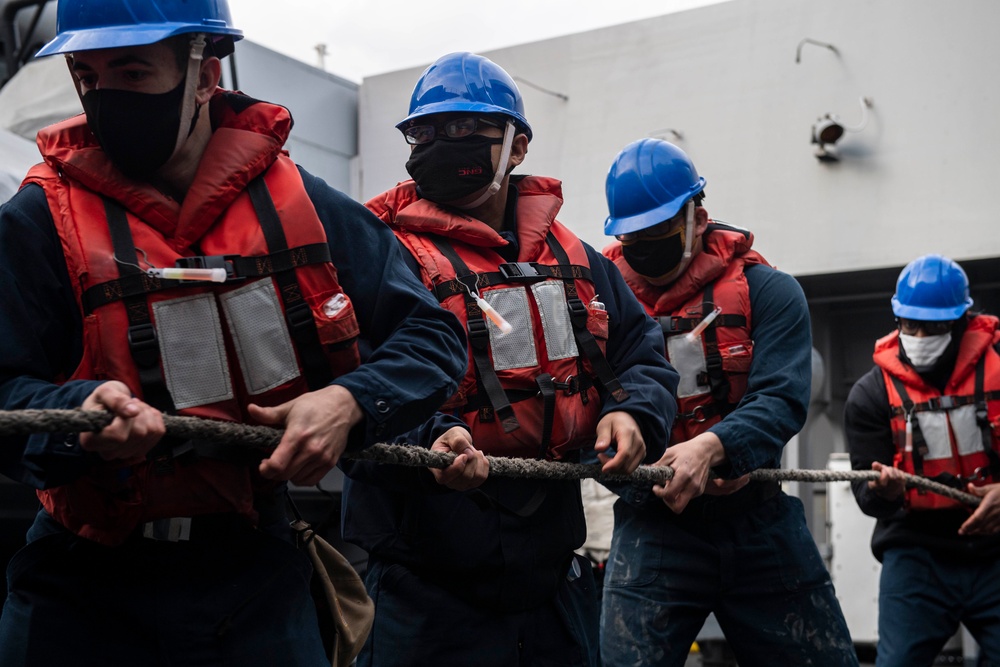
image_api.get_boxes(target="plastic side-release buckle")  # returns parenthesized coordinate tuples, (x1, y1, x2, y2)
(284, 300, 314, 332)
(499, 262, 545, 282)
(566, 297, 588, 327)
(466, 313, 490, 350)
(127, 322, 160, 369)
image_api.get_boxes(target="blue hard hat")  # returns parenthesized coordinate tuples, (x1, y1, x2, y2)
(396, 52, 532, 141)
(35, 0, 243, 57)
(604, 138, 706, 237)
(891, 254, 974, 321)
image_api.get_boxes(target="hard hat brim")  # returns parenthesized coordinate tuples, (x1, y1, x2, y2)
(891, 297, 973, 321)
(35, 24, 243, 58)
(603, 177, 705, 237)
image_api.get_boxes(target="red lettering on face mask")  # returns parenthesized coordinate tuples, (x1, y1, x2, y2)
(457, 167, 483, 176)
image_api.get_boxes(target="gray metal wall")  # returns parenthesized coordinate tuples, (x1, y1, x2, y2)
(222, 40, 358, 194)
(358, 0, 1000, 276)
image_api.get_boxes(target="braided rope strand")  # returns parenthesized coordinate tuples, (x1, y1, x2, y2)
(0, 409, 980, 506)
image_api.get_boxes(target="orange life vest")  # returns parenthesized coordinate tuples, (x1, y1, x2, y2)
(24, 93, 360, 545)
(366, 177, 623, 459)
(874, 315, 1000, 510)
(605, 223, 767, 442)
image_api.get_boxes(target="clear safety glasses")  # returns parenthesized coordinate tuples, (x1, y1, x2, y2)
(403, 116, 503, 145)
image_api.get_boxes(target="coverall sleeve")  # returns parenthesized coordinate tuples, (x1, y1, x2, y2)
(587, 245, 678, 463)
(338, 240, 469, 489)
(0, 184, 102, 487)
(708, 264, 811, 477)
(844, 366, 906, 518)
(300, 168, 467, 447)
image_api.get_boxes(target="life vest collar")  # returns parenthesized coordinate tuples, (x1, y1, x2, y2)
(875, 314, 1000, 390)
(366, 176, 565, 259)
(32, 90, 291, 251)
(606, 223, 764, 312)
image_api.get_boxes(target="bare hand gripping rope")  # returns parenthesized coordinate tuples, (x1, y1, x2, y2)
(0, 409, 980, 507)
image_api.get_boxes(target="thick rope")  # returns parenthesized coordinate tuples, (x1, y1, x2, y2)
(0, 409, 980, 506)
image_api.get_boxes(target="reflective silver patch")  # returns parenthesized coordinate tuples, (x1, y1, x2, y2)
(219, 279, 301, 395)
(917, 405, 980, 460)
(152, 293, 233, 409)
(951, 405, 985, 456)
(485, 287, 538, 371)
(666, 334, 710, 399)
(531, 281, 578, 361)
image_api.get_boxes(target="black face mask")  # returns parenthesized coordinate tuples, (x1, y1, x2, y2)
(621, 228, 686, 279)
(81, 79, 197, 179)
(405, 135, 502, 203)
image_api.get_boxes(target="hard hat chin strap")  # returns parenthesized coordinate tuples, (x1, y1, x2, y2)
(661, 200, 697, 282)
(682, 199, 695, 260)
(458, 120, 516, 210)
(171, 33, 207, 158)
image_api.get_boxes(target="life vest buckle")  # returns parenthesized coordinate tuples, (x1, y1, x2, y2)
(553, 374, 586, 396)
(498, 262, 545, 283)
(466, 315, 490, 349)
(127, 322, 160, 369)
(284, 300, 314, 332)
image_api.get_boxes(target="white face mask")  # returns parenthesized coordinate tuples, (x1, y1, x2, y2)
(899, 332, 952, 369)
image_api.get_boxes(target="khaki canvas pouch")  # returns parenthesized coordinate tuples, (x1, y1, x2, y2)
(291, 519, 374, 667)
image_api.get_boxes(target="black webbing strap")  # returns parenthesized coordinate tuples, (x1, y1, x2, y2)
(461, 388, 539, 411)
(535, 373, 556, 459)
(246, 176, 331, 391)
(974, 356, 1000, 479)
(103, 198, 176, 413)
(82, 273, 184, 316)
(888, 391, 1000, 415)
(656, 314, 746, 335)
(430, 237, 518, 433)
(700, 286, 731, 406)
(888, 375, 928, 479)
(188, 243, 332, 279)
(544, 235, 628, 403)
(461, 374, 594, 411)
(81, 243, 333, 315)
(432, 262, 594, 301)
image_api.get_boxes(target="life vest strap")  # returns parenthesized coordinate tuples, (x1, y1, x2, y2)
(432, 262, 593, 302)
(431, 237, 520, 433)
(103, 197, 177, 412)
(246, 175, 332, 391)
(544, 234, 628, 403)
(888, 375, 927, 477)
(535, 373, 557, 459)
(656, 313, 747, 335)
(81, 243, 332, 315)
(889, 391, 1000, 416)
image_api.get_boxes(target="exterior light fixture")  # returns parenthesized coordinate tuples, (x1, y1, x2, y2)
(812, 96, 873, 162)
